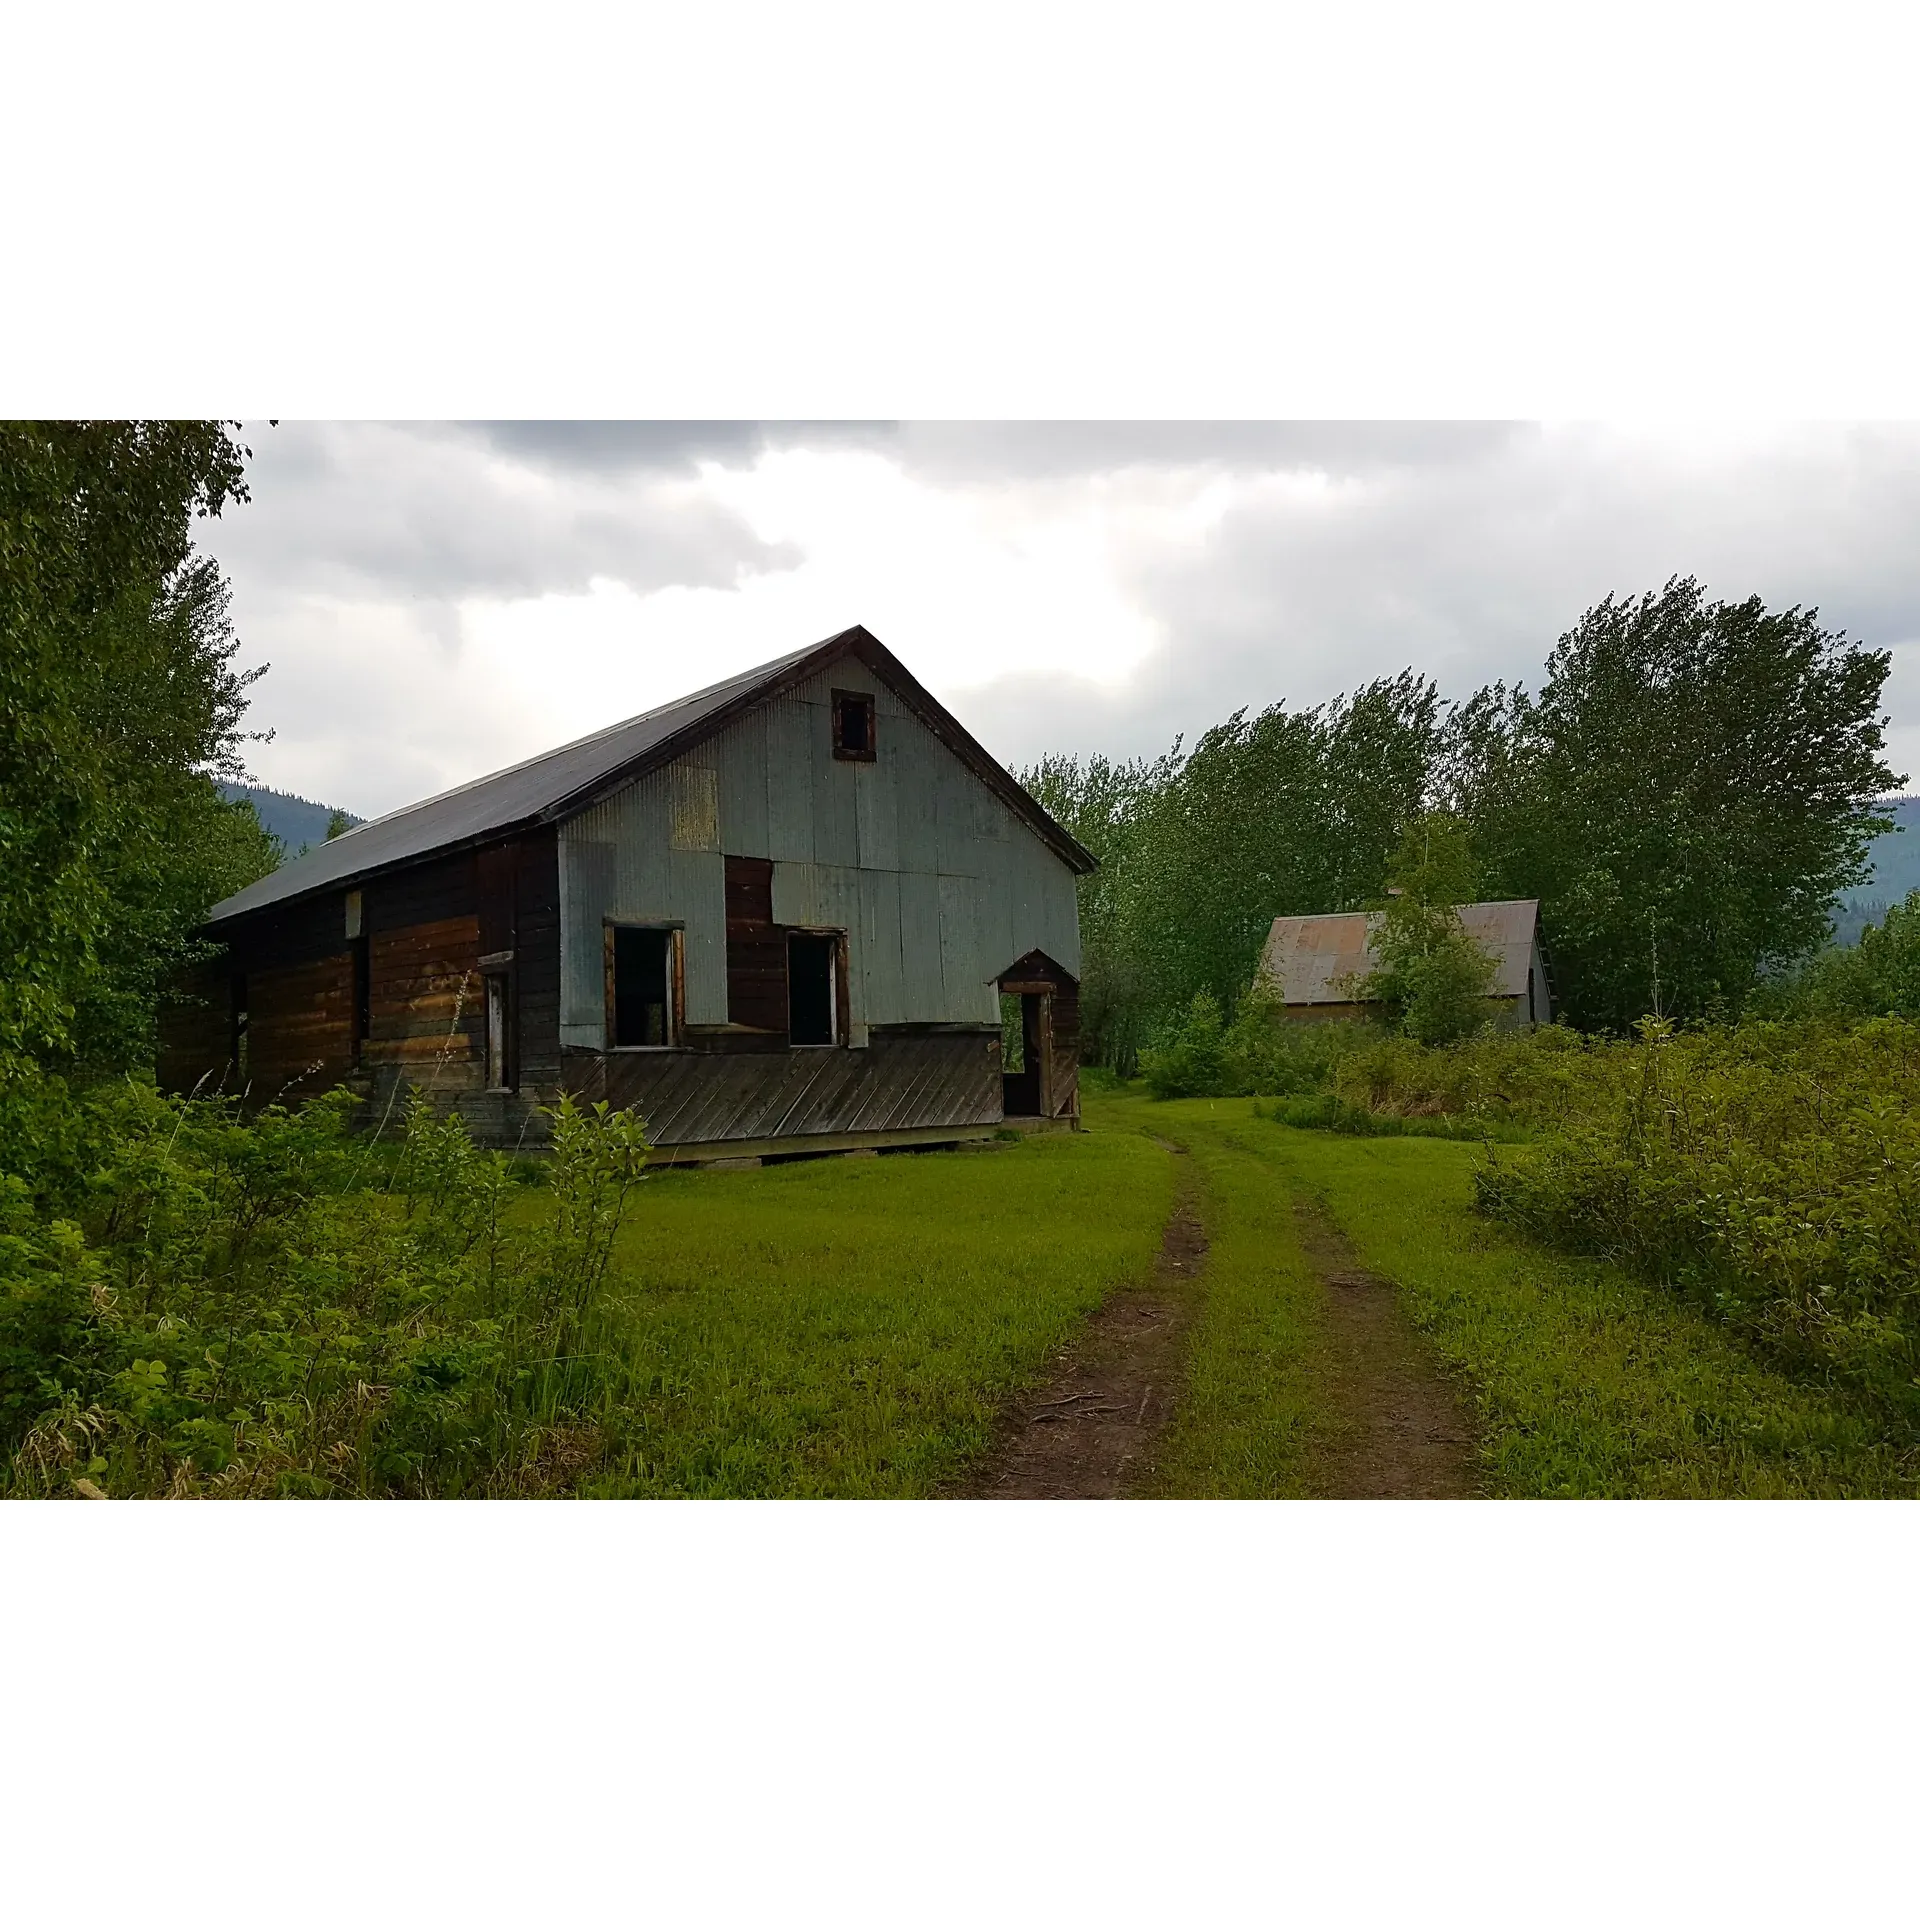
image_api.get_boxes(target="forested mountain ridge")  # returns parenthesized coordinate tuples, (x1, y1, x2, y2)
(219, 782, 363, 862)
(1836, 794, 1920, 944)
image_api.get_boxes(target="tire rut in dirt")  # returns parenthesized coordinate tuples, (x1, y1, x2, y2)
(1293, 1201, 1480, 1498)
(963, 1155, 1207, 1500)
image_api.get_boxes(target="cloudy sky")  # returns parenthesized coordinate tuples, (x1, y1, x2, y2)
(198, 422, 1920, 819)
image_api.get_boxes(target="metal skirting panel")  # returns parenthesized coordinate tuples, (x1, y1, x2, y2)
(649, 1123, 996, 1166)
(563, 1030, 1002, 1146)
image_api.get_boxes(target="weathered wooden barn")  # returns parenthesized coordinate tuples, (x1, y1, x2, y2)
(160, 627, 1094, 1159)
(1256, 900, 1553, 1027)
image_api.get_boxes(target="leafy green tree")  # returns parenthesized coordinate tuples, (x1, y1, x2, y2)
(326, 808, 353, 840)
(1026, 672, 1447, 1068)
(1021, 745, 1181, 1073)
(0, 422, 271, 1066)
(1358, 812, 1498, 1045)
(1765, 890, 1920, 1019)
(1447, 578, 1898, 1028)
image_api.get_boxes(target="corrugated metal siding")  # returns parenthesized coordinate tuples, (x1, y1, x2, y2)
(558, 661, 1081, 1048)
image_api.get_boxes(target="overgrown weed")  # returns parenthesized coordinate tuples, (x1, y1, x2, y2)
(0, 1071, 648, 1498)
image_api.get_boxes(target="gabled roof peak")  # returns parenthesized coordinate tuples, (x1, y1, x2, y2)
(211, 625, 1091, 922)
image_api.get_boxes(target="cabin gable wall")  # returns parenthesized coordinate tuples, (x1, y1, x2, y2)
(558, 660, 1081, 1052)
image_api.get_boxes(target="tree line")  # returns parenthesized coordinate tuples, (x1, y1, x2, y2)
(1023, 579, 1901, 1067)
(2, 422, 278, 1079)
(2, 425, 1903, 1085)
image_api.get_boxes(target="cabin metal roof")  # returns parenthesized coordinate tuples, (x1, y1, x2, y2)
(210, 625, 1095, 922)
(1257, 900, 1543, 1004)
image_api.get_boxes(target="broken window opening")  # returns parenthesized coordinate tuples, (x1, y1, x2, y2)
(787, 934, 838, 1046)
(612, 925, 676, 1048)
(831, 690, 876, 762)
(1000, 988, 1049, 1118)
(485, 972, 509, 1090)
(999, 991, 1025, 1073)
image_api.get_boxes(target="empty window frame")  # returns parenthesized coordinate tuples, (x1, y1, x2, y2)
(485, 971, 510, 1090)
(787, 933, 839, 1047)
(609, 924, 680, 1048)
(831, 689, 876, 763)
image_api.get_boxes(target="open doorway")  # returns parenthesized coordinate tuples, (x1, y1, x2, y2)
(787, 933, 838, 1046)
(1000, 987, 1049, 1117)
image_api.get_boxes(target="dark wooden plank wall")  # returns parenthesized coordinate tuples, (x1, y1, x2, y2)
(249, 953, 356, 1100)
(564, 1028, 999, 1145)
(724, 854, 787, 1033)
(156, 959, 234, 1096)
(512, 829, 562, 1089)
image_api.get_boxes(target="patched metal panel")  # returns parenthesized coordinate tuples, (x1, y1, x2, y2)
(764, 699, 814, 864)
(858, 868, 905, 1026)
(897, 870, 946, 1020)
(668, 761, 719, 853)
(715, 706, 770, 860)
(809, 722, 859, 870)
(939, 875, 991, 1021)
(891, 718, 941, 874)
(855, 733, 901, 870)
(665, 848, 729, 1023)
(564, 776, 729, 1032)
(933, 747, 981, 878)
(560, 837, 615, 1045)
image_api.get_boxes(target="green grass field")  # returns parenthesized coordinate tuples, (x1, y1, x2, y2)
(1090, 1088, 1917, 1497)
(576, 1127, 1175, 1496)
(472, 1087, 1918, 1498)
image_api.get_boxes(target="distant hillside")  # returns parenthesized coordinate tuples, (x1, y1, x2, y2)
(1834, 795, 1920, 944)
(221, 783, 365, 864)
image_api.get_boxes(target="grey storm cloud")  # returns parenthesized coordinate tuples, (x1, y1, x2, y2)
(210, 420, 803, 603)
(198, 421, 1920, 812)
(938, 424, 1920, 779)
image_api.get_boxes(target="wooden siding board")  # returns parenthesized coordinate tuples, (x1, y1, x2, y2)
(246, 953, 355, 1100)
(585, 1031, 998, 1145)
(157, 959, 233, 1095)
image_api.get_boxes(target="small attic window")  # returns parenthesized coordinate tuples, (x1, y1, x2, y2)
(832, 690, 876, 763)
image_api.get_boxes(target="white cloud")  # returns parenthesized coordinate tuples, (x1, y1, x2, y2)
(199, 421, 1920, 818)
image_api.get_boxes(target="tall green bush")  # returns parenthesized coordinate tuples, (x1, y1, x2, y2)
(1, 1080, 651, 1497)
(1474, 1017, 1920, 1424)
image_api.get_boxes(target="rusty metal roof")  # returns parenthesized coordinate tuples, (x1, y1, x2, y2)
(210, 625, 1095, 923)
(1257, 900, 1542, 1003)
